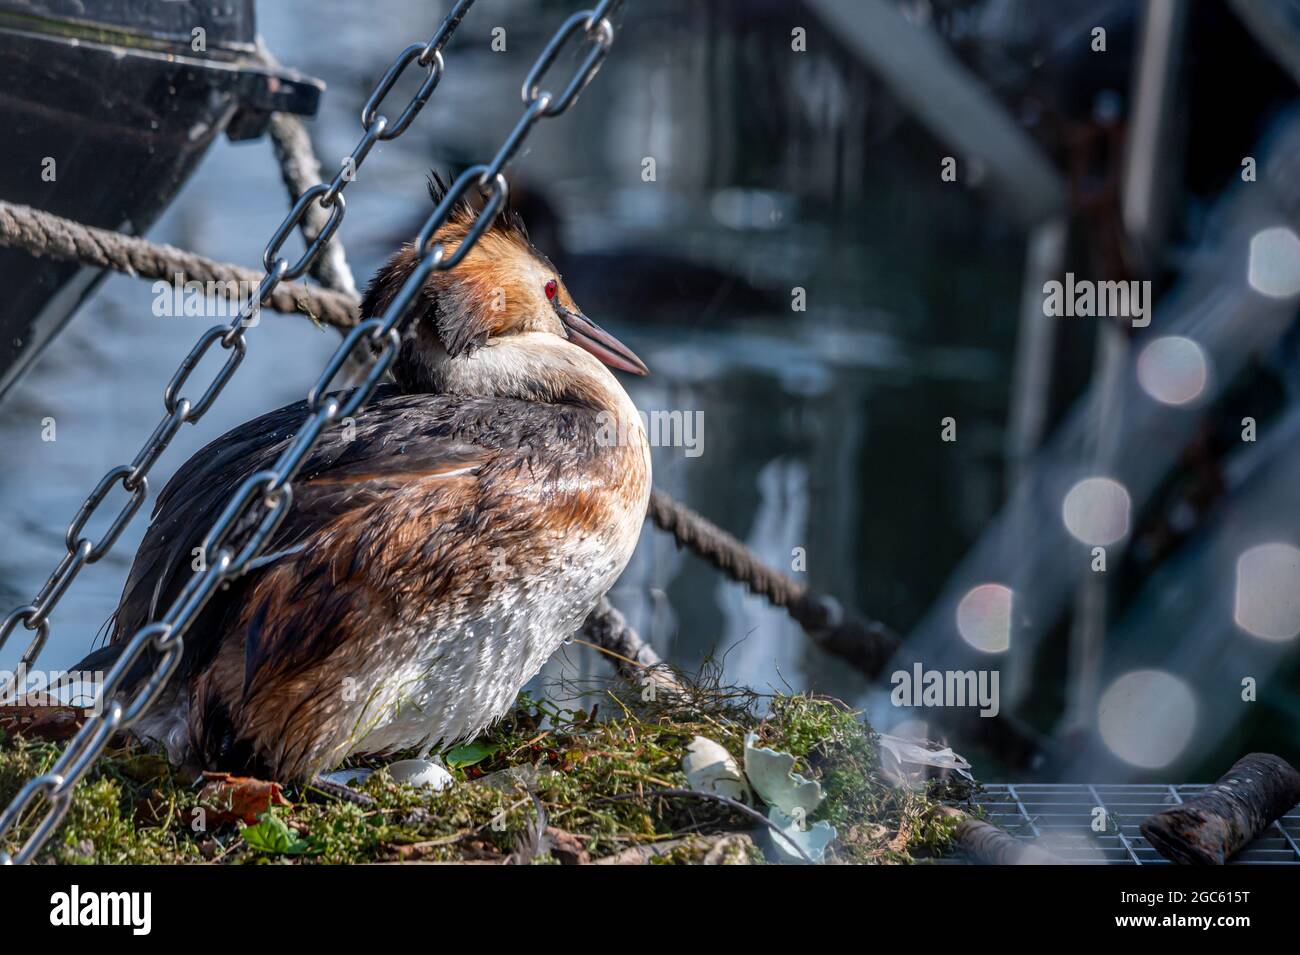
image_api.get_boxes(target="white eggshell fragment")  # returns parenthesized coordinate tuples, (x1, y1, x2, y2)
(766, 807, 837, 865)
(386, 757, 454, 790)
(742, 732, 824, 816)
(683, 736, 752, 804)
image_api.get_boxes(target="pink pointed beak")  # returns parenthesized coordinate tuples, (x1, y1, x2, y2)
(559, 307, 649, 375)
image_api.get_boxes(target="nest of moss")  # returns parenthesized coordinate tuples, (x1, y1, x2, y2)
(0, 674, 971, 864)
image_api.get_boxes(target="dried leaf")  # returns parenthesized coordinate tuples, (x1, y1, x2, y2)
(198, 772, 291, 825)
(0, 705, 85, 740)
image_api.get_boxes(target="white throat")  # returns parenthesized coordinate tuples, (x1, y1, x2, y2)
(439, 332, 640, 418)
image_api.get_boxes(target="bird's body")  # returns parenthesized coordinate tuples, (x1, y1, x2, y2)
(82, 177, 651, 782)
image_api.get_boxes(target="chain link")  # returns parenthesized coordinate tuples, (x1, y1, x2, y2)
(363, 45, 446, 140)
(264, 185, 347, 280)
(522, 8, 615, 117)
(0, 0, 623, 865)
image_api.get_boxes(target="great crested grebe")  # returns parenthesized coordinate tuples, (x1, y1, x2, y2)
(75, 176, 651, 782)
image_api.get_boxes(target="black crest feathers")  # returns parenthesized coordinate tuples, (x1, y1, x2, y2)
(425, 169, 529, 240)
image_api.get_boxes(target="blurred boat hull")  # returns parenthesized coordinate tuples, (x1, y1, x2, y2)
(0, 0, 322, 398)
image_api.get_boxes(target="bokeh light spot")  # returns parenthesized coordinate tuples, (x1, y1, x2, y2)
(1062, 477, 1131, 546)
(1137, 335, 1207, 406)
(956, 583, 1013, 653)
(1098, 670, 1196, 769)
(1234, 543, 1300, 642)
(1248, 226, 1300, 298)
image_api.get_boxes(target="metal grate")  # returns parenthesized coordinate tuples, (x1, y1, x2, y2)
(962, 784, 1300, 864)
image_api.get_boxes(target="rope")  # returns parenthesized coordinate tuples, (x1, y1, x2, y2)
(648, 490, 900, 674)
(0, 201, 358, 330)
(264, 110, 370, 386)
(649, 489, 807, 612)
(255, 42, 359, 300)
(578, 596, 684, 695)
(0, 198, 899, 677)
(267, 113, 360, 300)
(582, 596, 664, 669)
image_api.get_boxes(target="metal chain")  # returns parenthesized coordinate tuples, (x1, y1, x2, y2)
(0, 0, 470, 863)
(0, 0, 467, 672)
(0, 0, 623, 865)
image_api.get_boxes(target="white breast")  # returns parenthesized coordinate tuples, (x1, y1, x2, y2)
(343, 525, 638, 759)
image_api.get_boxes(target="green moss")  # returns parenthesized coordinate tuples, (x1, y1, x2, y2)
(0, 679, 966, 864)
(759, 696, 968, 862)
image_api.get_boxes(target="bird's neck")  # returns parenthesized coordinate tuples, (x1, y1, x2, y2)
(408, 331, 641, 421)
(409, 331, 653, 529)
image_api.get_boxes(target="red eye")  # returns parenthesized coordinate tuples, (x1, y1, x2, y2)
(545, 279, 558, 301)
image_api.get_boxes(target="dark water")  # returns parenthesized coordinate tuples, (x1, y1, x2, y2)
(0, 1, 1018, 722)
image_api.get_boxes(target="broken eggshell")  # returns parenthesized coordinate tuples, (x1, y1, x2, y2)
(683, 736, 752, 804)
(385, 757, 454, 790)
(742, 732, 824, 816)
(766, 807, 837, 865)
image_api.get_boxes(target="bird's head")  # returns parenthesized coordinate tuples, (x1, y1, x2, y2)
(362, 173, 647, 403)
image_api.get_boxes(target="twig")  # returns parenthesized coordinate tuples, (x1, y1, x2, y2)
(303, 776, 377, 809)
(938, 806, 1064, 865)
(595, 832, 756, 865)
(595, 788, 816, 863)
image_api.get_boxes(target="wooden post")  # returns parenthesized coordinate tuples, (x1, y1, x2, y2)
(1140, 753, 1300, 864)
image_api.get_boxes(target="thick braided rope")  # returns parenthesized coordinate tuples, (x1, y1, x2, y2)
(0, 200, 358, 330)
(649, 489, 807, 612)
(265, 111, 360, 300)
(648, 489, 900, 673)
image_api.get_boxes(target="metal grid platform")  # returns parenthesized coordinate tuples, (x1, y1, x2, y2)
(967, 784, 1300, 864)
